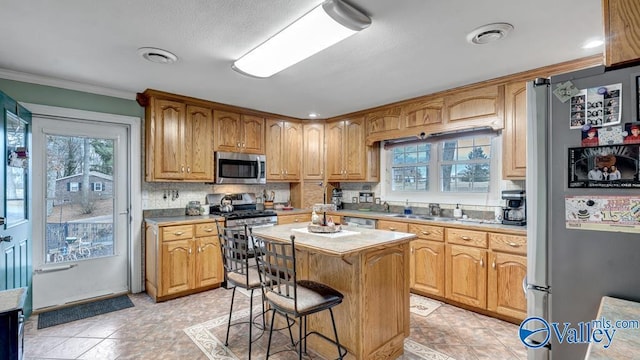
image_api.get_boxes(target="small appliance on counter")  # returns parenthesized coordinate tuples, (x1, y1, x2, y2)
(185, 201, 203, 216)
(501, 190, 526, 225)
(331, 188, 343, 210)
(359, 191, 374, 203)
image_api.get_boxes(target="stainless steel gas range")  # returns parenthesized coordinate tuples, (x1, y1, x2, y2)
(205, 192, 277, 229)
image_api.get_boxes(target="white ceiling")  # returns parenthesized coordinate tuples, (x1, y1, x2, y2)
(0, 0, 603, 119)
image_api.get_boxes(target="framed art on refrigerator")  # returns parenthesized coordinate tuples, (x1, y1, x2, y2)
(568, 144, 640, 188)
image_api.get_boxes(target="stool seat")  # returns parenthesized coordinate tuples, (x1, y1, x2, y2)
(227, 266, 262, 289)
(267, 281, 343, 316)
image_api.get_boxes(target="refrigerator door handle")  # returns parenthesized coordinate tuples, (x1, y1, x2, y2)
(523, 276, 527, 296)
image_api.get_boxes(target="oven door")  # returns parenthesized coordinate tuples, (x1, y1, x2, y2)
(216, 152, 266, 184)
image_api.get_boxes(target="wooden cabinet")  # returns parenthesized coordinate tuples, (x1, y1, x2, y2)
(445, 228, 488, 308)
(303, 122, 325, 180)
(604, 0, 640, 67)
(278, 213, 311, 225)
(402, 98, 444, 130)
(503, 81, 527, 179)
(376, 220, 408, 232)
(488, 233, 527, 320)
(325, 117, 368, 181)
(445, 244, 487, 308)
(145, 220, 223, 302)
(366, 106, 402, 136)
(144, 97, 214, 182)
(266, 119, 301, 181)
(213, 110, 265, 154)
(409, 224, 445, 296)
(443, 85, 504, 130)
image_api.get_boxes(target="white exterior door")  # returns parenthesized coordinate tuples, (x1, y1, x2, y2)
(31, 116, 130, 310)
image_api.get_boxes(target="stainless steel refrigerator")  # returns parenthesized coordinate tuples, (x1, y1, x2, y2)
(525, 64, 640, 360)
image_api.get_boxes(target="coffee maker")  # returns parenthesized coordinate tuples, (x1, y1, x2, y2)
(501, 190, 526, 226)
(331, 188, 343, 210)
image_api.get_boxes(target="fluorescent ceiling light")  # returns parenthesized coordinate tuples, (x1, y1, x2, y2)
(233, 0, 371, 78)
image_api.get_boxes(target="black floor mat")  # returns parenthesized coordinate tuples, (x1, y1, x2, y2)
(37, 294, 134, 329)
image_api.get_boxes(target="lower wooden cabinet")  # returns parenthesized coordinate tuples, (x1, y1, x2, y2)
(277, 213, 311, 225)
(487, 233, 527, 320)
(146, 220, 223, 302)
(445, 244, 488, 308)
(487, 251, 527, 320)
(409, 223, 445, 297)
(410, 240, 445, 297)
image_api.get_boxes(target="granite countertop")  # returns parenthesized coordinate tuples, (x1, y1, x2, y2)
(586, 296, 640, 359)
(278, 209, 527, 235)
(144, 214, 224, 226)
(0, 287, 28, 314)
(251, 222, 416, 258)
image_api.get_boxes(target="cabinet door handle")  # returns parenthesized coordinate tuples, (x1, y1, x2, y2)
(181, 165, 185, 173)
(508, 242, 520, 247)
(294, 219, 299, 222)
(189, 247, 192, 254)
(285, 170, 288, 175)
(174, 231, 184, 236)
(389, 227, 396, 231)
(480, 258, 484, 267)
(187, 166, 191, 173)
(242, 142, 245, 148)
(492, 260, 496, 269)
(237, 142, 241, 147)
(421, 231, 430, 235)
(198, 246, 202, 253)
(460, 235, 471, 241)
(411, 247, 414, 254)
(203, 228, 214, 232)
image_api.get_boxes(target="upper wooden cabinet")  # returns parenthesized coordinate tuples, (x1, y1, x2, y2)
(266, 119, 301, 181)
(213, 110, 265, 154)
(403, 98, 444, 129)
(326, 117, 367, 181)
(443, 85, 504, 130)
(604, 0, 640, 67)
(302, 122, 325, 180)
(366, 106, 402, 136)
(143, 96, 214, 182)
(502, 81, 527, 180)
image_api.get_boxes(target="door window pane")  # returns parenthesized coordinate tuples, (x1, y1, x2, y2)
(5, 111, 28, 226)
(45, 135, 115, 263)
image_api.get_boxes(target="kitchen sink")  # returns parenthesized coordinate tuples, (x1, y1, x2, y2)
(385, 214, 455, 221)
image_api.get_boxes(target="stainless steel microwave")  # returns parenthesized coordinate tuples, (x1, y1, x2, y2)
(215, 152, 266, 184)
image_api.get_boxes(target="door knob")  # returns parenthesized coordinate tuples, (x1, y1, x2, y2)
(1, 235, 12, 242)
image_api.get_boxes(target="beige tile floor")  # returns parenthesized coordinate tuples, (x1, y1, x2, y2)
(24, 288, 527, 359)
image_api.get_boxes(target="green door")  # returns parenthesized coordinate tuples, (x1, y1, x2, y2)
(0, 90, 32, 316)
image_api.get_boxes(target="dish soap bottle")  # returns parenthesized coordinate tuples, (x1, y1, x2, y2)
(453, 204, 462, 218)
(404, 199, 412, 215)
(311, 210, 320, 224)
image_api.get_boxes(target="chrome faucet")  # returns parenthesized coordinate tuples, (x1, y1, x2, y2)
(429, 203, 441, 216)
(382, 201, 390, 213)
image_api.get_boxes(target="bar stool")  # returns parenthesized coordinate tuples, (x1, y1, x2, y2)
(253, 234, 347, 359)
(217, 223, 266, 359)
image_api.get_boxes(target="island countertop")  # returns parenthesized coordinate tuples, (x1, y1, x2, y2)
(251, 222, 416, 258)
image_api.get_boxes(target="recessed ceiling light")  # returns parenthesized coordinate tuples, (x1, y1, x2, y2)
(138, 47, 178, 64)
(308, 113, 319, 118)
(582, 39, 604, 49)
(466, 23, 514, 45)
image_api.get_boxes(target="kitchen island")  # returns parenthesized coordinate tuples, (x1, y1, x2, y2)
(252, 222, 417, 360)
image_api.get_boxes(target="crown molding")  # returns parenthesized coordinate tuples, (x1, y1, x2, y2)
(0, 68, 135, 100)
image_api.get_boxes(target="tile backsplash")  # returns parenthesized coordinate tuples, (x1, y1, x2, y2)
(141, 182, 290, 210)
